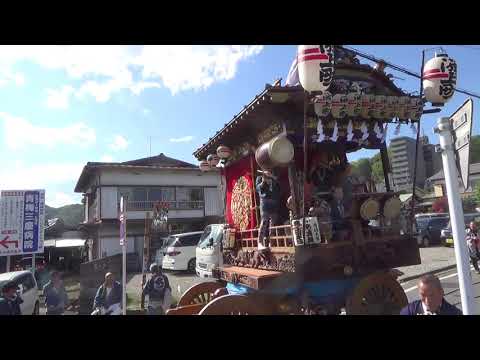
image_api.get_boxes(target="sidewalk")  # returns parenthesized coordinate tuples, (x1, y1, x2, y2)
(396, 246, 457, 283)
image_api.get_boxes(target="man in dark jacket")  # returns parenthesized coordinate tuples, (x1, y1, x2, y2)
(400, 274, 462, 315)
(43, 271, 69, 315)
(0, 281, 23, 315)
(256, 170, 281, 251)
(141, 264, 171, 315)
(93, 272, 122, 315)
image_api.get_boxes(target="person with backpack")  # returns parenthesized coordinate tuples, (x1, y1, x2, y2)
(92, 272, 122, 315)
(466, 222, 480, 274)
(141, 264, 171, 315)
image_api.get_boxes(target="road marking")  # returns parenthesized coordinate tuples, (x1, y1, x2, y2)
(403, 265, 475, 293)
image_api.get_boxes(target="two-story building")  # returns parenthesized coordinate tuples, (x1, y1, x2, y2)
(74, 153, 223, 264)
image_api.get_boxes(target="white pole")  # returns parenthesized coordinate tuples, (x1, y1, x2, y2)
(32, 253, 35, 271)
(435, 116, 475, 315)
(122, 237, 127, 315)
(6, 256, 10, 272)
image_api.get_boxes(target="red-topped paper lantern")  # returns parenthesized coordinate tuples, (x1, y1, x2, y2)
(216, 145, 232, 159)
(199, 160, 211, 172)
(423, 52, 457, 106)
(297, 45, 335, 93)
(207, 154, 220, 167)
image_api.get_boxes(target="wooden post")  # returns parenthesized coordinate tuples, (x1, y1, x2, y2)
(250, 155, 259, 226)
(410, 50, 425, 234)
(303, 91, 308, 242)
(142, 211, 150, 287)
(380, 144, 391, 192)
(288, 164, 299, 218)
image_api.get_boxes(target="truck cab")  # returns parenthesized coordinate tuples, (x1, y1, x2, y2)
(195, 224, 225, 278)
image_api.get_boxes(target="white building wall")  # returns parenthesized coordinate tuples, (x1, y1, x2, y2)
(101, 186, 118, 219)
(204, 187, 221, 216)
(99, 168, 220, 187)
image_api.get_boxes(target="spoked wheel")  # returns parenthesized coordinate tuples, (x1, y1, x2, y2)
(346, 272, 408, 315)
(198, 294, 275, 315)
(178, 282, 224, 306)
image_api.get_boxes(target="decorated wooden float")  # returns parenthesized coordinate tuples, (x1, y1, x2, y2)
(167, 46, 456, 315)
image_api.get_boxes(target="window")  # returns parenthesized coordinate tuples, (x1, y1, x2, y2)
(148, 188, 162, 201)
(20, 274, 35, 292)
(176, 187, 203, 208)
(179, 234, 202, 247)
(132, 188, 147, 202)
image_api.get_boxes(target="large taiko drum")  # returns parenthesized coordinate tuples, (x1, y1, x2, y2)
(255, 135, 294, 171)
(360, 198, 380, 221)
(383, 196, 402, 220)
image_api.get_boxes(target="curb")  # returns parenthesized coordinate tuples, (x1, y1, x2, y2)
(399, 264, 458, 284)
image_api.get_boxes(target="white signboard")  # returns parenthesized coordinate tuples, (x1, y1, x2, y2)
(451, 98, 473, 190)
(0, 190, 45, 256)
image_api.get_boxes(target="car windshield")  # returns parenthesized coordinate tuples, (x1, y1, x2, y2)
(416, 219, 430, 230)
(0, 280, 9, 291)
(198, 225, 223, 248)
(165, 236, 179, 247)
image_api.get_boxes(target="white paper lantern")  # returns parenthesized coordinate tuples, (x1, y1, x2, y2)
(216, 145, 232, 159)
(386, 96, 398, 118)
(199, 160, 211, 172)
(331, 94, 348, 119)
(297, 45, 335, 93)
(347, 93, 362, 117)
(423, 53, 457, 106)
(360, 94, 375, 119)
(207, 154, 220, 167)
(373, 95, 387, 119)
(313, 91, 332, 117)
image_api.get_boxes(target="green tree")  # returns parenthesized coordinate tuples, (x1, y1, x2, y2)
(351, 158, 372, 179)
(470, 135, 480, 164)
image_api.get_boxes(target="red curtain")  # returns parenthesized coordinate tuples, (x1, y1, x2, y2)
(224, 155, 257, 230)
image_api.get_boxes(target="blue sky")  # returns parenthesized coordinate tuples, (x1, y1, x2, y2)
(0, 45, 478, 207)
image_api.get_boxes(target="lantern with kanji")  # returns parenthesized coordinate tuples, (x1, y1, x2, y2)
(360, 94, 375, 119)
(216, 145, 232, 159)
(297, 45, 335, 93)
(386, 96, 398, 119)
(313, 91, 332, 117)
(347, 92, 362, 117)
(423, 53, 457, 106)
(331, 94, 348, 119)
(207, 154, 220, 167)
(199, 160, 211, 172)
(373, 95, 387, 119)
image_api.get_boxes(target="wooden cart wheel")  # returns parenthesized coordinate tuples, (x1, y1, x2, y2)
(198, 294, 274, 315)
(178, 282, 224, 306)
(346, 272, 408, 315)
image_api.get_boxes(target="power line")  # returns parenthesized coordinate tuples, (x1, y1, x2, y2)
(340, 45, 480, 100)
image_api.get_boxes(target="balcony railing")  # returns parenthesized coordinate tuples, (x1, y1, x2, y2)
(125, 200, 204, 211)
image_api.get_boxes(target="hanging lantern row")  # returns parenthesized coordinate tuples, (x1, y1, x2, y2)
(298, 45, 335, 93)
(423, 52, 457, 106)
(316, 119, 388, 145)
(199, 145, 232, 171)
(313, 92, 424, 121)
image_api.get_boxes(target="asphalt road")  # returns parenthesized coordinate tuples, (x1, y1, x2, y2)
(401, 265, 480, 314)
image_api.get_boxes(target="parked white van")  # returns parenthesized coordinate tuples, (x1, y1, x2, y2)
(162, 232, 203, 272)
(0, 270, 40, 315)
(196, 224, 226, 278)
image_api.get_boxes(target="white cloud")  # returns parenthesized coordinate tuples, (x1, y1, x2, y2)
(0, 112, 96, 150)
(101, 155, 114, 162)
(142, 108, 151, 116)
(0, 45, 264, 100)
(46, 192, 82, 208)
(170, 135, 194, 143)
(46, 85, 75, 109)
(109, 135, 129, 151)
(0, 162, 84, 192)
(0, 67, 25, 87)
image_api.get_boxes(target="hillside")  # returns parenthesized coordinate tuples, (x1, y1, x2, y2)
(45, 204, 83, 229)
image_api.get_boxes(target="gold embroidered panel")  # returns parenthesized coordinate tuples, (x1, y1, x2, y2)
(230, 176, 253, 231)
